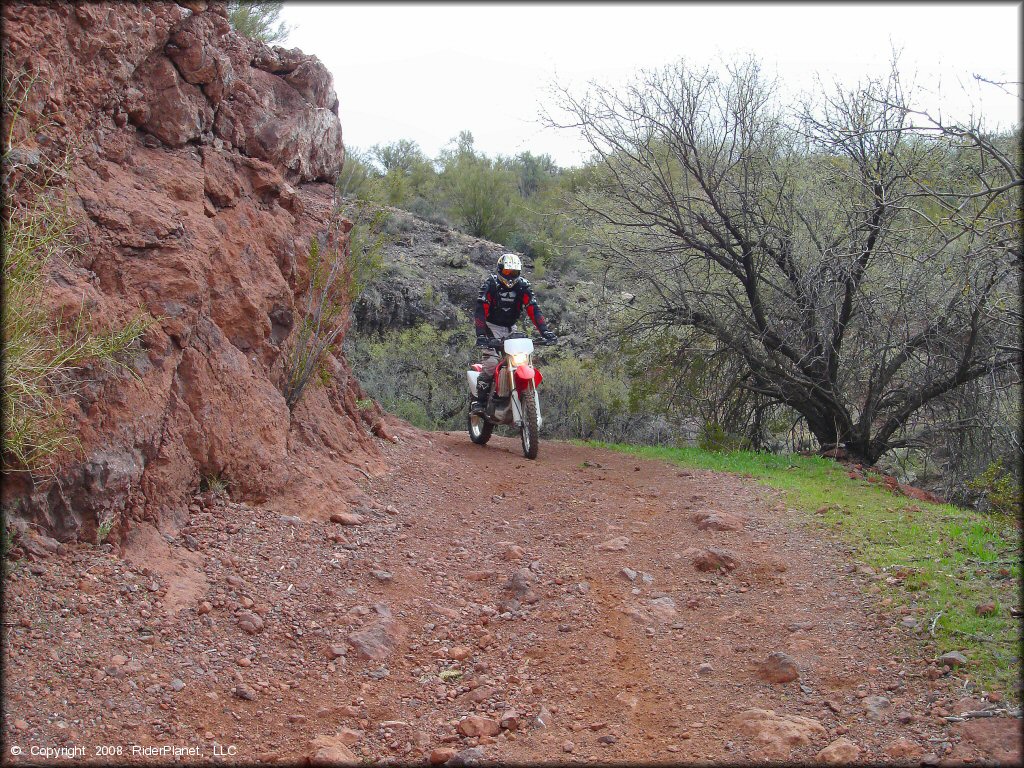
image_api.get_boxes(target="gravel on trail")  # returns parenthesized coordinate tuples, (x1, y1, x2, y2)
(3, 429, 1017, 765)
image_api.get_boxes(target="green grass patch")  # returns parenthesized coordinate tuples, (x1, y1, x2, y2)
(580, 440, 1022, 701)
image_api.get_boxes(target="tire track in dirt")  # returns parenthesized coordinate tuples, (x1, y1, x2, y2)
(4, 427, 998, 765)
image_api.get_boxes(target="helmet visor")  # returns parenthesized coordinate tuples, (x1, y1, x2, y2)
(500, 268, 520, 280)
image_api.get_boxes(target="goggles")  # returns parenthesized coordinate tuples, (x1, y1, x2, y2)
(501, 268, 520, 279)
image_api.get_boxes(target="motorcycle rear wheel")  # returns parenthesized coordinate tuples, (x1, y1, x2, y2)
(520, 385, 539, 459)
(468, 404, 493, 445)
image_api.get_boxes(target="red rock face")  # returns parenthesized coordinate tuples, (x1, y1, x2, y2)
(2, 1, 386, 542)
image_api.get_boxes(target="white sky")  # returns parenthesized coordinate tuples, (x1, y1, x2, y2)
(279, 2, 1022, 168)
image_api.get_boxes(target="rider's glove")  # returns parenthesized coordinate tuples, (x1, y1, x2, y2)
(476, 335, 490, 348)
(542, 331, 558, 345)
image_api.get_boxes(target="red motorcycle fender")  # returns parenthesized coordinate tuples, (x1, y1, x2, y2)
(514, 364, 542, 392)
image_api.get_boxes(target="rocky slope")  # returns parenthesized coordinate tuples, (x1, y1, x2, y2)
(2, 1, 394, 546)
(347, 206, 616, 352)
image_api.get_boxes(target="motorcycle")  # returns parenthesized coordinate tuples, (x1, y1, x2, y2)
(466, 331, 548, 459)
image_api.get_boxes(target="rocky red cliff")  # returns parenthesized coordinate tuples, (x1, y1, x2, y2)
(2, 1, 394, 544)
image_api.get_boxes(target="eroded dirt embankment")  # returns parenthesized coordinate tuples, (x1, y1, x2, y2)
(2, 429, 1019, 765)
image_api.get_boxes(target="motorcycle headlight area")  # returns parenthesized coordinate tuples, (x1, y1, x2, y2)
(510, 353, 529, 366)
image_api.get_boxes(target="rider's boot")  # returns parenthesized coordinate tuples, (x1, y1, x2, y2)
(471, 373, 492, 416)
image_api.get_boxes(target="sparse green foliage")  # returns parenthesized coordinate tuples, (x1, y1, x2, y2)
(968, 459, 1023, 516)
(697, 422, 747, 453)
(441, 148, 518, 243)
(200, 473, 229, 495)
(226, 0, 291, 44)
(2, 71, 151, 474)
(345, 323, 469, 430)
(337, 147, 375, 201)
(96, 516, 114, 545)
(282, 202, 387, 410)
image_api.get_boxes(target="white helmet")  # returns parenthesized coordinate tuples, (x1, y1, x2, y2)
(496, 253, 522, 287)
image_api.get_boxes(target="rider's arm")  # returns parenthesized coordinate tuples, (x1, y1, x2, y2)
(520, 282, 550, 334)
(474, 278, 494, 337)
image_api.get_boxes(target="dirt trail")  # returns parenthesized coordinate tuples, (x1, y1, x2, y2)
(3, 428, 1019, 765)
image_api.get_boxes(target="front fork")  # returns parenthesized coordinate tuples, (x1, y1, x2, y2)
(510, 382, 542, 428)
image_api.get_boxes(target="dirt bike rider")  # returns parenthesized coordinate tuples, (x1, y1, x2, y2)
(472, 253, 557, 415)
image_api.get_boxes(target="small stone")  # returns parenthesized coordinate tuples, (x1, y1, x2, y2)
(330, 512, 364, 526)
(448, 646, 472, 661)
(170, 679, 185, 692)
(237, 657, 251, 667)
(619, 567, 637, 582)
(308, 734, 358, 766)
(614, 691, 638, 709)
(695, 511, 745, 531)
(234, 684, 257, 701)
(457, 716, 500, 738)
(816, 737, 861, 763)
(14, 719, 29, 731)
(500, 544, 525, 561)
(325, 645, 347, 660)
(236, 611, 264, 635)
(335, 728, 362, 746)
(596, 536, 630, 552)
(597, 734, 618, 745)
(692, 547, 739, 572)
(429, 747, 457, 765)
(197, 601, 212, 615)
(938, 651, 968, 668)
(697, 662, 715, 676)
(883, 737, 924, 760)
(863, 695, 891, 720)
(562, 741, 574, 753)
(758, 652, 800, 683)
(499, 709, 520, 731)
(371, 570, 393, 583)
(449, 746, 485, 766)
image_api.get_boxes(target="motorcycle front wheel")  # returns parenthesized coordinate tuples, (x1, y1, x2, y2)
(520, 385, 540, 459)
(468, 404, 493, 445)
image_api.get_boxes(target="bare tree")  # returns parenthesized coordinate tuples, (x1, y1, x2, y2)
(548, 57, 1020, 464)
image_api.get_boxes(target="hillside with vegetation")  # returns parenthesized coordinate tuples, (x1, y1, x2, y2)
(337, 67, 1022, 514)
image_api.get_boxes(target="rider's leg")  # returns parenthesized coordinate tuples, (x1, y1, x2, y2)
(472, 353, 498, 414)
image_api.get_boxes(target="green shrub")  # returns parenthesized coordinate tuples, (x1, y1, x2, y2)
(226, 1, 291, 44)
(697, 422, 748, 453)
(282, 202, 387, 410)
(968, 459, 1023, 516)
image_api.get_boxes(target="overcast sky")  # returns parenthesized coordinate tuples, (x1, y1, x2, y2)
(279, 2, 1022, 168)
